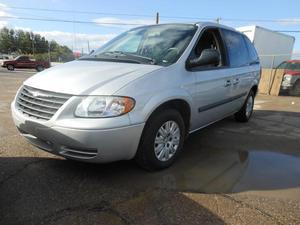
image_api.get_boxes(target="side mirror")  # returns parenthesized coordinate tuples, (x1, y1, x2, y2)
(187, 49, 220, 69)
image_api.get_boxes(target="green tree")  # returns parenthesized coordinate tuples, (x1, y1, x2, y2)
(0, 27, 74, 62)
(0, 27, 13, 53)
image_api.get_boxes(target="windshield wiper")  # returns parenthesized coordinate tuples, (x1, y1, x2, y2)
(102, 51, 156, 65)
(79, 56, 142, 64)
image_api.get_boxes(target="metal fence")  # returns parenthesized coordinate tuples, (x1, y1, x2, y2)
(259, 53, 300, 68)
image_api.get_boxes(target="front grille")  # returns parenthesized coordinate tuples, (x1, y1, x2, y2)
(16, 85, 71, 121)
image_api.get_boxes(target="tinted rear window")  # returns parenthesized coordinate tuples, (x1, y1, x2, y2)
(222, 29, 249, 67)
(243, 36, 258, 63)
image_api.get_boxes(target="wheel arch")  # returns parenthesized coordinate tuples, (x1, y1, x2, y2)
(251, 85, 258, 96)
(144, 98, 192, 136)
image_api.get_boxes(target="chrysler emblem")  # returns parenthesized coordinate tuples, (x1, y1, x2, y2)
(28, 90, 51, 98)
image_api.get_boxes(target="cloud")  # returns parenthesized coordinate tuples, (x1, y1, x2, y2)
(93, 17, 155, 28)
(14, 26, 32, 32)
(277, 18, 300, 25)
(0, 3, 13, 28)
(38, 30, 116, 51)
(12, 16, 156, 52)
(14, 27, 116, 52)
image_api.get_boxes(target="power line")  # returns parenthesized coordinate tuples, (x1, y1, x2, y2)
(3, 5, 298, 23)
(1, 5, 155, 18)
(0, 16, 151, 26)
(274, 30, 300, 33)
(3, 16, 300, 33)
(0, 5, 217, 21)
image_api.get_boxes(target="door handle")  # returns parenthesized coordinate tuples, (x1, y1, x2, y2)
(233, 78, 239, 85)
(224, 80, 231, 87)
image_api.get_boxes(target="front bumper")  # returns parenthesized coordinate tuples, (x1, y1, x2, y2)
(281, 85, 292, 90)
(11, 102, 145, 163)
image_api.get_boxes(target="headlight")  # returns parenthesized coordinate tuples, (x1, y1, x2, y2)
(74, 96, 135, 118)
(283, 74, 292, 81)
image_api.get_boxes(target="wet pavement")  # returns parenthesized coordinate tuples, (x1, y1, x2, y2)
(0, 68, 300, 225)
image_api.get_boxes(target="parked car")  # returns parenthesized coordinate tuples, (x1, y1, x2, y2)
(0, 55, 10, 60)
(11, 22, 261, 170)
(2, 55, 50, 72)
(0, 55, 10, 66)
(278, 60, 300, 96)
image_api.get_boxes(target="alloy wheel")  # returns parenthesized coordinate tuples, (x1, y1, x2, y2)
(154, 120, 181, 162)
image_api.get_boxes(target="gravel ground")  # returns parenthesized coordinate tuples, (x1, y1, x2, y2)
(0, 68, 300, 225)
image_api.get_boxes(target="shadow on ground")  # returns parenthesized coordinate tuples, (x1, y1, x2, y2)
(1, 110, 300, 224)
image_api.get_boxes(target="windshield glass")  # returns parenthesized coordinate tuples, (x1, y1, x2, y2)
(277, 61, 300, 71)
(81, 24, 197, 66)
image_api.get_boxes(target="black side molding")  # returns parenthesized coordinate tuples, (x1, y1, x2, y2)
(198, 92, 247, 113)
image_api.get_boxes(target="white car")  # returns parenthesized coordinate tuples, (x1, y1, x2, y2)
(0, 55, 10, 66)
(11, 22, 260, 170)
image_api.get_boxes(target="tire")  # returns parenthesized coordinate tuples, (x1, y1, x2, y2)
(234, 90, 255, 122)
(135, 109, 185, 171)
(36, 65, 44, 72)
(7, 64, 14, 71)
(289, 80, 300, 96)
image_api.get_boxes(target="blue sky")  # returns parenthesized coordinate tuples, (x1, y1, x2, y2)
(1, 0, 300, 53)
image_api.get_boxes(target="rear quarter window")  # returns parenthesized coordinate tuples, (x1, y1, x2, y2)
(243, 36, 259, 63)
(222, 29, 249, 67)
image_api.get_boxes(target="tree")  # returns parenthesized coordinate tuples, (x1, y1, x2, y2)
(0, 27, 74, 62)
(0, 27, 13, 53)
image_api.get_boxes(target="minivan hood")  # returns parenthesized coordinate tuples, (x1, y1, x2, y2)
(24, 60, 162, 95)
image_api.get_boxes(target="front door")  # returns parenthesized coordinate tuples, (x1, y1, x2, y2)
(187, 28, 235, 129)
(16, 56, 34, 68)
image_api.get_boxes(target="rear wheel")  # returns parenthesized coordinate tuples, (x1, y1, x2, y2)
(234, 90, 255, 122)
(7, 64, 14, 71)
(135, 109, 185, 171)
(36, 65, 44, 72)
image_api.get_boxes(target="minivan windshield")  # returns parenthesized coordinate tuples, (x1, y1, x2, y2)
(80, 24, 197, 66)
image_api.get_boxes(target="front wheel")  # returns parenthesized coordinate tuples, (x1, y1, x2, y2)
(234, 91, 255, 122)
(289, 80, 300, 96)
(135, 109, 185, 171)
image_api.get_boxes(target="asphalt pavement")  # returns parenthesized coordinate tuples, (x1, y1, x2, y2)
(0, 68, 300, 225)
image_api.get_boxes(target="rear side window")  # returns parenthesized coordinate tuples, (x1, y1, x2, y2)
(243, 36, 259, 63)
(222, 29, 249, 67)
(17, 56, 29, 61)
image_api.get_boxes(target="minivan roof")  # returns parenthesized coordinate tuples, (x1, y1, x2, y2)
(135, 22, 239, 33)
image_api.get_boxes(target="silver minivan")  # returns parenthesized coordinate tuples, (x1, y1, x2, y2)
(11, 22, 260, 170)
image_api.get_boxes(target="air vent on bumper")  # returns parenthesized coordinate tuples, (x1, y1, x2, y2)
(59, 146, 98, 159)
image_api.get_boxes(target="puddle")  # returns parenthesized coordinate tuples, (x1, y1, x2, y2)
(125, 149, 300, 199)
(232, 151, 300, 192)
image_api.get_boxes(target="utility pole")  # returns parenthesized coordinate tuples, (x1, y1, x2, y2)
(87, 40, 90, 53)
(156, 12, 159, 24)
(31, 36, 35, 56)
(48, 42, 51, 64)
